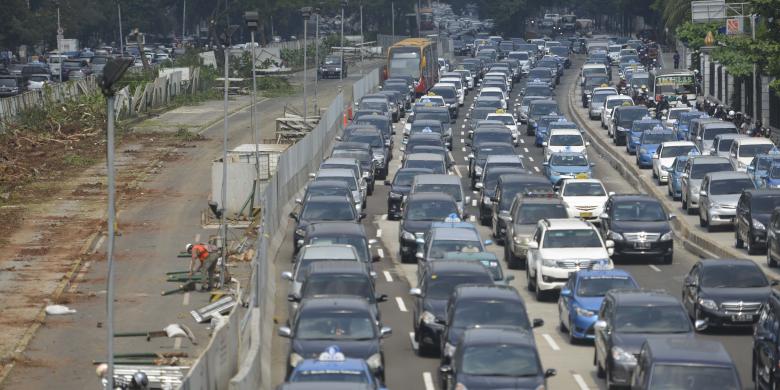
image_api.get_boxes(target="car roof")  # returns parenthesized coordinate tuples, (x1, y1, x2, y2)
(307, 261, 370, 276)
(317, 169, 356, 177)
(306, 222, 366, 236)
(713, 133, 748, 140)
(461, 327, 534, 347)
(661, 141, 695, 147)
(298, 296, 372, 312)
(608, 289, 680, 306)
(698, 258, 762, 268)
(323, 157, 359, 165)
(308, 180, 350, 189)
(453, 284, 522, 301)
(643, 338, 734, 367)
(411, 119, 444, 126)
(543, 218, 594, 230)
(299, 244, 358, 259)
(414, 174, 461, 184)
(408, 192, 456, 202)
(501, 173, 550, 184)
(431, 227, 481, 241)
(426, 260, 492, 274)
(734, 137, 775, 145)
(705, 171, 750, 181)
(549, 128, 581, 136)
(690, 156, 730, 164)
(277, 383, 372, 390)
(575, 269, 635, 279)
(486, 155, 523, 163)
(611, 194, 660, 203)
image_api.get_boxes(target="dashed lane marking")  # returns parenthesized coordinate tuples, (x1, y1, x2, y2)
(460, 138, 465, 144)
(573, 373, 590, 390)
(395, 297, 408, 312)
(423, 372, 435, 390)
(92, 235, 106, 253)
(542, 333, 561, 351)
(520, 138, 525, 144)
(378, 248, 385, 259)
(182, 292, 190, 306)
(453, 165, 462, 177)
(383, 270, 393, 282)
(462, 147, 467, 152)
(409, 331, 419, 350)
(471, 199, 477, 207)
(523, 147, 529, 153)
(534, 166, 540, 172)
(528, 156, 534, 162)
(376, 229, 383, 238)
(381, 214, 388, 220)
(649, 264, 662, 272)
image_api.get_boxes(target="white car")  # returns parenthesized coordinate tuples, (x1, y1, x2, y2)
(438, 80, 464, 106)
(526, 218, 614, 300)
(601, 95, 634, 129)
(729, 137, 776, 172)
(28, 74, 52, 90)
(662, 106, 691, 128)
(544, 128, 589, 161)
(479, 87, 508, 109)
(451, 69, 474, 89)
(485, 113, 518, 143)
(652, 141, 698, 184)
(559, 179, 611, 222)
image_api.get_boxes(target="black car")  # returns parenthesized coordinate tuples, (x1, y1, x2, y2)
(594, 289, 693, 388)
(429, 85, 459, 118)
(290, 195, 365, 252)
(477, 166, 527, 225)
(467, 128, 514, 160)
(353, 114, 394, 153)
(278, 296, 391, 379)
(294, 180, 357, 219)
(377, 90, 405, 120)
(736, 189, 780, 256)
(682, 259, 772, 330)
(409, 106, 453, 147)
(381, 81, 413, 109)
(767, 206, 780, 266)
(0, 76, 24, 97)
(631, 338, 741, 390)
(385, 168, 433, 220)
(504, 193, 569, 269)
(405, 145, 452, 168)
(318, 55, 347, 79)
(491, 174, 553, 243)
(611, 106, 649, 146)
(341, 129, 390, 179)
(582, 75, 611, 107)
(331, 142, 376, 194)
(598, 194, 674, 263)
(440, 284, 543, 364)
(410, 261, 495, 356)
(402, 133, 445, 154)
(439, 327, 556, 390)
(399, 193, 460, 263)
(526, 99, 559, 136)
(753, 287, 780, 389)
(467, 141, 515, 181)
(302, 222, 377, 264)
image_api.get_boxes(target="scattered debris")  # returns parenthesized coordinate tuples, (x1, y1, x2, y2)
(45, 304, 77, 315)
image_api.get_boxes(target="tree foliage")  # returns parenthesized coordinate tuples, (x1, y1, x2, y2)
(675, 21, 721, 50)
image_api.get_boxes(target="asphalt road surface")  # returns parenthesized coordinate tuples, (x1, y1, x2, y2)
(271, 54, 754, 390)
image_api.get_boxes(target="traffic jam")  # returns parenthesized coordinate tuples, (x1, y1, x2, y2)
(274, 8, 780, 390)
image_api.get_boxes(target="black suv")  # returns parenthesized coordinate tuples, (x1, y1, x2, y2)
(317, 55, 347, 79)
(0, 76, 24, 97)
(491, 174, 552, 243)
(632, 338, 741, 389)
(768, 207, 780, 267)
(399, 193, 460, 263)
(753, 287, 780, 389)
(736, 189, 780, 255)
(385, 168, 433, 220)
(598, 194, 674, 263)
(594, 289, 693, 388)
(682, 259, 771, 330)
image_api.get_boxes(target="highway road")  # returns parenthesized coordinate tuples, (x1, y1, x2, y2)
(270, 54, 755, 389)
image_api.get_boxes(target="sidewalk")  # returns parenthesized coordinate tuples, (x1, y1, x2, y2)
(1, 61, 381, 389)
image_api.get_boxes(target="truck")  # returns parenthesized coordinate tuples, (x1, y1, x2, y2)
(576, 19, 594, 36)
(59, 38, 80, 53)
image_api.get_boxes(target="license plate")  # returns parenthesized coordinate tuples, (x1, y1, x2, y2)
(579, 212, 592, 218)
(732, 314, 753, 322)
(634, 241, 651, 249)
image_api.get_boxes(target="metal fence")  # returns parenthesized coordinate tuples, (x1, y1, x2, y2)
(179, 70, 380, 390)
(0, 76, 98, 126)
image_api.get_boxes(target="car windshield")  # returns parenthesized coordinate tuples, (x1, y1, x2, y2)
(614, 305, 691, 333)
(642, 133, 676, 145)
(481, 91, 503, 99)
(648, 364, 739, 389)
(525, 85, 552, 97)
(487, 116, 514, 125)
(530, 103, 558, 117)
(429, 240, 483, 258)
(332, 150, 370, 164)
(453, 300, 530, 329)
(477, 146, 515, 162)
(633, 122, 661, 132)
(411, 124, 442, 134)
(528, 70, 551, 79)
(474, 132, 512, 145)
(661, 145, 696, 158)
(431, 87, 456, 99)
(757, 157, 780, 170)
(307, 187, 350, 199)
(543, 229, 602, 248)
(405, 159, 444, 172)
(577, 277, 637, 297)
(426, 274, 492, 299)
(394, 171, 423, 187)
(592, 93, 612, 104)
(618, 110, 649, 127)
(751, 196, 780, 214)
(406, 200, 457, 220)
(389, 52, 421, 78)
(563, 182, 606, 196)
(296, 311, 376, 340)
(291, 369, 367, 383)
(308, 237, 368, 261)
(355, 119, 390, 135)
(316, 176, 357, 191)
(718, 139, 736, 152)
(551, 154, 588, 166)
(709, 178, 754, 195)
(516, 203, 568, 223)
(415, 111, 449, 123)
(630, 77, 649, 88)
(324, 57, 340, 65)
(301, 201, 355, 221)
(690, 163, 733, 179)
(701, 264, 768, 288)
(550, 135, 584, 146)
(461, 345, 540, 377)
(739, 144, 774, 157)
(360, 101, 386, 111)
(613, 201, 667, 221)
(303, 275, 372, 299)
(346, 134, 382, 148)
(585, 78, 609, 87)
(415, 184, 461, 201)
(485, 168, 524, 188)
(702, 127, 737, 140)
(475, 99, 502, 109)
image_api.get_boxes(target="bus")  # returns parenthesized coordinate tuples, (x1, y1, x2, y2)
(386, 38, 439, 96)
(653, 71, 696, 102)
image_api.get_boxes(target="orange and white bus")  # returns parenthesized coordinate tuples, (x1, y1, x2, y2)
(386, 38, 438, 96)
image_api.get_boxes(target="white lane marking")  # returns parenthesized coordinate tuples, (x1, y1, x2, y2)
(460, 138, 465, 144)
(471, 199, 478, 207)
(396, 297, 408, 312)
(534, 166, 540, 172)
(542, 333, 561, 351)
(469, 215, 476, 222)
(173, 337, 183, 350)
(462, 147, 467, 152)
(381, 214, 388, 220)
(573, 373, 590, 390)
(519, 138, 525, 144)
(461, 124, 466, 128)
(523, 147, 529, 153)
(528, 156, 534, 162)
(92, 235, 106, 253)
(378, 248, 385, 259)
(383, 270, 393, 282)
(649, 264, 662, 272)
(460, 131, 464, 136)
(194, 233, 201, 242)
(473, 190, 478, 194)
(376, 229, 383, 238)
(423, 372, 435, 390)
(464, 156, 469, 162)
(182, 292, 191, 306)
(453, 165, 462, 177)
(409, 331, 420, 350)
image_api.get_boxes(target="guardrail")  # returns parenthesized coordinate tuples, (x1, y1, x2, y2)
(178, 69, 380, 390)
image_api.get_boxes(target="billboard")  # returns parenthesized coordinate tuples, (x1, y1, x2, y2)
(691, 0, 726, 23)
(726, 17, 743, 34)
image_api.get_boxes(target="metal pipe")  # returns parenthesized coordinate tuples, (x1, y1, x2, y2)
(105, 94, 117, 389)
(117, 3, 124, 55)
(340, 4, 345, 81)
(391, 2, 395, 43)
(250, 30, 260, 185)
(359, 4, 363, 77)
(220, 47, 229, 288)
(314, 13, 319, 114)
(303, 16, 308, 121)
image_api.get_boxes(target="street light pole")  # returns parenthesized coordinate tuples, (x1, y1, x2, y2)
(57, 4, 63, 82)
(359, 3, 363, 77)
(314, 8, 320, 115)
(391, 1, 395, 44)
(340, 0, 347, 81)
(182, 0, 186, 44)
(218, 25, 237, 289)
(117, 2, 123, 55)
(302, 7, 312, 121)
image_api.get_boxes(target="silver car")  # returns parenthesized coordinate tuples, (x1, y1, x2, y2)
(411, 174, 469, 216)
(698, 171, 755, 231)
(681, 156, 735, 214)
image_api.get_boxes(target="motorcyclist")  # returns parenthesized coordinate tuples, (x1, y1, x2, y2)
(680, 93, 690, 107)
(656, 96, 670, 119)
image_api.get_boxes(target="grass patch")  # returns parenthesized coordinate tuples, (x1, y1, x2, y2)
(174, 127, 204, 141)
(63, 154, 97, 167)
(257, 76, 299, 97)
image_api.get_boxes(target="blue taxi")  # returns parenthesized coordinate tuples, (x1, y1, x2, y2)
(543, 152, 594, 184)
(626, 118, 663, 155)
(535, 114, 564, 147)
(674, 111, 707, 141)
(636, 129, 676, 168)
(760, 161, 780, 189)
(287, 346, 388, 390)
(666, 155, 691, 199)
(747, 152, 780, 188)
(558, 269, 639, 342)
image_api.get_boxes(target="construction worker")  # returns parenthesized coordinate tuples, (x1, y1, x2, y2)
(187, 243, 218, 291)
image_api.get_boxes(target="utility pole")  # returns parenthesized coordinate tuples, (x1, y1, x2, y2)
(391, 1, 395, 43)
(245, 12, 260, 180)
(182, 0, 186, 44)
(751, 13, 758, 122)
(117, 2, 123, 55)
(314, 8, 320, 114)
(56, 3, 63, 82)
(302, 7, 312, 121)
(359, 3, 364, 77)
(340, 0, 347, 81)
(218, 25, 237, 289)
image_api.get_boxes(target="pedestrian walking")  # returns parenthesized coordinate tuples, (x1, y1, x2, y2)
(186, 243, 218, 291)
(673, 51, 680, 69)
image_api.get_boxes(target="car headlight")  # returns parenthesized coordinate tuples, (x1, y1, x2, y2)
(402, 231, 415, 240)
(366, 353, 382, 370)
(698, 298, 718, 311)
(421, 310, 436, 324)
(550, 170, 562, 176)
(753, 219, 766, 230)
(290, 352, 304, 367)
(514, 235, 530, 245)
(474, 166, 483, 175)
(611, 346, 637, 364)
(482, 195, 492, 205)
(390, 191, 403, 199)
(617, 126, 626, 132)
(444, 342, 456, 357)
(639, 148, 648, 155)
(542, 257, 556, 267)
(660, 231, 673, 241)
(295, 228, 306, 237)
(609, 231, 624, 241)
(574, 306, 595, 317)
(455, 383, 468, 390)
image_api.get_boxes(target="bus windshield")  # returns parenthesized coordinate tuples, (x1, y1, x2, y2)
(389, 48, 421, 79)
(654, 74, 695, 95)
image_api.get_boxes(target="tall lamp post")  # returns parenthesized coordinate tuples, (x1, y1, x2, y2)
(359, 2, 363, 76)
(302, 7, 312, 121)
(340, 0, 347, 81)
(314, 6, 321, 115)
(99, 57, 133, 390)
(244, 11, 261, 248)
(218, 25, 238, 289)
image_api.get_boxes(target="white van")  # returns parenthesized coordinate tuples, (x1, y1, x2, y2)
(729, 138, 776, 172)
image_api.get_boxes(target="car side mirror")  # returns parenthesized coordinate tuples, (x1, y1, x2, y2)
(384, 180, 391, 185)
(409, 288, 422, 297)
(475, 182, 484, 189)
(434, 317, 447, 325)
(380, 326, 393, 338)
(545, 368, 558, 378)
(288, 211, 299, 221)
(281, 271, 293, 281)
(585, 141, 591, 146)
(505, 275, 515, 283)
(694, 320, 708, 331)
(287, 293, 301, 302)
(308, 172, 316, 179)
(542, 161, 549, 166)
(560, 288, 572, 297)
(335, 136, 342, 141)
(277, 326, 292, 338)
(669, 213, 676, 220)
(377, 294, 388, 302)
(527, 241, 539, 249)
(594, 320, 608, 332)
(484, 239, 493, 246)
(372, 253, 381, 262)
(599, 212, 609, 220)
(652, 153, 659, 159)
(684, 276, 697, 287)
(295, 198, 302, 204)
(359, 212, 367, 220)
(590, 162, 596, 167)
(699, 190, 707, 197)
(532, 318, 544, 328)
(542, 141, 548, 147)
(439, 365, 453, 375)
(415, 252, 424, 260)
(467, 153, 475, 160)
(608, 191, 615, 196)
(605, 239, 615, 249)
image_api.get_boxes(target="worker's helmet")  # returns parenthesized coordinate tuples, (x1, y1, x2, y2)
(185, 243, 193, 253)
(131, 371, 149, 389)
